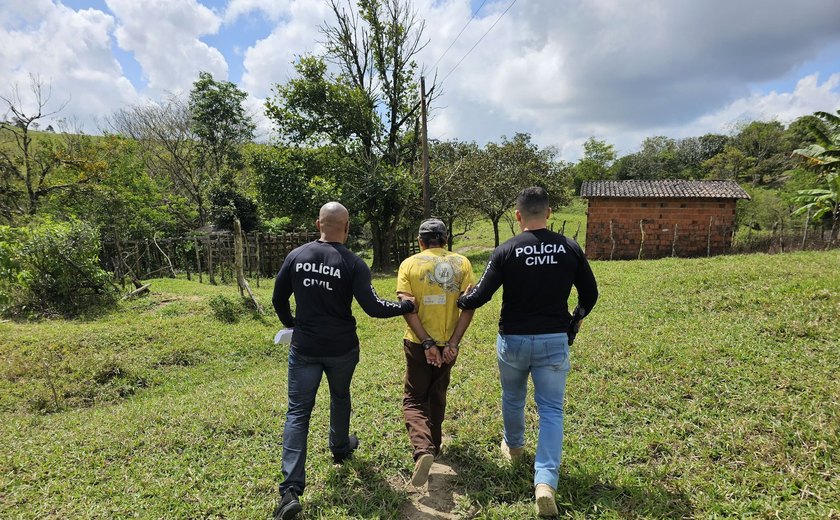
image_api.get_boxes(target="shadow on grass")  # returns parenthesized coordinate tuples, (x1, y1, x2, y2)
(308, 459, 407, 519)
(446, 443, 693, 519)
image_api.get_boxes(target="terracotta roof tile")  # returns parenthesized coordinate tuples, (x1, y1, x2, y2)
(580, 180, 750, 199)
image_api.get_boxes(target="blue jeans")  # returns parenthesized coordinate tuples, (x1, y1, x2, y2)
(496, 333, 570, 489)
(279, 346, 359, 495)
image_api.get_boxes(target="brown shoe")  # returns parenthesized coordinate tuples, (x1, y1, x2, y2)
(535, 483, 558, 517)
(410, 453, 434, 486)
(500, 439, 524, 462)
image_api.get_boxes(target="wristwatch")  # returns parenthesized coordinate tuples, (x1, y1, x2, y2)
(421, 338, 436, 350)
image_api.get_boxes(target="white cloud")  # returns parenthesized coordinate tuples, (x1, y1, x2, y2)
(240, 0, 329, 99)
(694, 73, 840, 134)
(414, 0, 840, 158)
(106, 0, 227, 93)
(0, 1, 138, 130)
(223, 0, 292, 23)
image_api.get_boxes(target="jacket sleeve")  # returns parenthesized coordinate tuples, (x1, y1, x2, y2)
(352, 258, 414, 317)
(457, 249, 503, 310)
(272, 254, 295, 327)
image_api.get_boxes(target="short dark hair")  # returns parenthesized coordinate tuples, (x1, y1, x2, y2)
(516, 186, 549, 217)
(419, 232, 447, 248)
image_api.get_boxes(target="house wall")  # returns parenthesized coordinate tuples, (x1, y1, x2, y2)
(584, 197, 738, 260)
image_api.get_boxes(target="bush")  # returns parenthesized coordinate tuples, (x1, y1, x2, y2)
(0, 220, 116, 317)
(208, 294, 242, 323)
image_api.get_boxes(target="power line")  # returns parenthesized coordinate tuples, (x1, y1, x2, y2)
(440, 0, 518, 85)
(430, 0, 489, 72)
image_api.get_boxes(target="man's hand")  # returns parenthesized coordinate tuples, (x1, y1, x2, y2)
(442, 343, 459, 364)
(425, 346, 442, 367)
(399, 293, 418, 313)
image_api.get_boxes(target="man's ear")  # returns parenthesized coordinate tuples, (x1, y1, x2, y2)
(515, 209, 522, 222)
(344, 220, 350, 234)
(546, 207, 552, 219)
(315, 218, 322, 232)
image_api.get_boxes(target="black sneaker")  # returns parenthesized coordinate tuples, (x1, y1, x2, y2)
(332, 434, 359, 464)
(273, 489, 302, 520)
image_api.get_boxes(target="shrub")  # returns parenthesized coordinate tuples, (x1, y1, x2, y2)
(0, 219, 116, 317)
(208, 294, 241, 323)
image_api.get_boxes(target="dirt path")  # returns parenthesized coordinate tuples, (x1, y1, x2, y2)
(399, 460, 474, 519)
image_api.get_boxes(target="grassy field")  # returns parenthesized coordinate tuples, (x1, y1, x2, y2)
(1, 247, 838, 518)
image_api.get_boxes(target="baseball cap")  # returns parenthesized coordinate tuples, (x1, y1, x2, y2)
(418, 218, 447, 236)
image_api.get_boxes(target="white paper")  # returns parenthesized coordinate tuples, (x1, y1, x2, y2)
(274, 328, 294, 345)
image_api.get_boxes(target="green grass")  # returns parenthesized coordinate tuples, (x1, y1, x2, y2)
(1, 249, 839, 518)
(452, 200, 588, 256)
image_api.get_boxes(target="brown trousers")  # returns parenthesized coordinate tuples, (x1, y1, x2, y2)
(403, 339, 453, 461)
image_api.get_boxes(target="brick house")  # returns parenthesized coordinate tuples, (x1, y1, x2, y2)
(580, 180, 750, 260)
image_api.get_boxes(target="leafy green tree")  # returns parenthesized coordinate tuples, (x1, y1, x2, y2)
(703, 144, 751, 181)
(792, 110, 840, 242)
(265, 0, 428, 270)
(189, 71, 255, 174)
(469, 133, 560, 247)
(427, 139, 481, 250)
(49, 135, 180, 238)
(571, 137, 616, 192)
(251, 144, 350, 229)
(732, 121, 790, 186)
(0, 76, 100, 223)
(108, 96, 210, 226)
(208, 172, 259, 232)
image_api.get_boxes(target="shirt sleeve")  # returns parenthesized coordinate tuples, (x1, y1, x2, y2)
(396, 258, 412, 294)
(352, 258, 414, 317)
(457, 248, 503, 309)
(460, 257, 476, 292)
(272, 253, 295, 327)
(573, 249, 599, 317)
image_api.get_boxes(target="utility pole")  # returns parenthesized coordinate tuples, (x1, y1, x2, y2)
(420, 76, 431, 218)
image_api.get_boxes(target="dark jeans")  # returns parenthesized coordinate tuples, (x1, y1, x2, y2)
(403, 339, 453, 461)
(279, 346, 359, 495)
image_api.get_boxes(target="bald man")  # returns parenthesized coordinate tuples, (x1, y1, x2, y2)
(271, 202, 417, 520)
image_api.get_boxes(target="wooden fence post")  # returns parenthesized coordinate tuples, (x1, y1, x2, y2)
(193, 237, 202, 283)
(638, 220, 645, 260)
(254, 231, 261, 287)
(802, 209, 810, 250)
(207, 236, 216, 285)
(672, 224, 678, 257)
(707, 216, 714, 257)
(609, 220, 616, 261)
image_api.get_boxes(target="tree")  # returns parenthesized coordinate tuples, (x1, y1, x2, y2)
(189, 71, 255, 175)
(265, 0, 430, 270)
(252, 144, 351, 229)
(108, 72, 255, 229)
(792, 110, 840, 243)
(48, 135, 178, 239)
(469, 133, 559, 247)
(732, 121, 790, 186)
(703, 144, 751, 181)
(108, 96, 208, 227)
(427, 139, 481, 250)
(571, 138, 616, 192)
(0, 75, 95, 223)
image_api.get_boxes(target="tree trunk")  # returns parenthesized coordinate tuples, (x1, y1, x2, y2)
(370, 220, 396, 271)
(492, 218, 501, 248)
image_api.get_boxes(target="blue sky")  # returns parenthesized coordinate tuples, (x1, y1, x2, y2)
(2, 0, 840, 159)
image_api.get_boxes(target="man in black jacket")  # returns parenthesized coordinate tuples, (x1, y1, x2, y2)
(458, 187, 598, 517)
(271, 202, 416, 520)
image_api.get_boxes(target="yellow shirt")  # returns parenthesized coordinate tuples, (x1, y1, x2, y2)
(396, 248, 475, 344)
